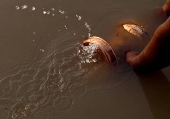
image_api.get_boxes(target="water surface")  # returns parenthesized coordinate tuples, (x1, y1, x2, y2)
(0, 0, 169, 119)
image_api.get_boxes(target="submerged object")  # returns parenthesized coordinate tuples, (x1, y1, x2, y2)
(123, 24, 145, 37)
(82, 36, 117, 63)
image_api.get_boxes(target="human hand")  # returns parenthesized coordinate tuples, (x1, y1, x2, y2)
(126, 0, 170, 73)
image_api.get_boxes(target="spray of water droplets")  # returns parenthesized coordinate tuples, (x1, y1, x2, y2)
(76, 15, 82, 20)
(77, 43, 99, 63)
(84, 22, 91, 37)
(59, 9, 65, 14)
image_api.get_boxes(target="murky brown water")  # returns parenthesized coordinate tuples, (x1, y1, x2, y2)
(0, 0, 170, 119)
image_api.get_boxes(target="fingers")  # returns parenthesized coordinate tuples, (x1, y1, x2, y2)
(154, 17, 170, 40)
(162, 0, 170, 16)
(125, 0, 170, 73)
(126, 52, 156, 73)
(126, 51, 140, 68)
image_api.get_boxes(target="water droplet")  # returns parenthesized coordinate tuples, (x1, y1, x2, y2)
(84, 22, 91, 31)
(15, 6, 20, 10)
(22, 5, 28, 9)
(86, 59, 90, 63)
(43, 11, 47, 14)
(40, 49, 45, 52)
(51, 8, 55, 11)
(52, 14, 55, 16)
(59, 9, 65, 14)
(81, 60, 85, 63)
(78, 16, 82, 20)
(33, 39, 35, 41)
(74, 33, 76, 35)
(88, 33, 91, 37)
(33, 32, 36, 34)
(76, 15, 82, 20)
(58, 30, 60, 31)
(32, 7, 35, 11)
(66, 16, 68, 18)
(64, 25, 67, 29)
(92, 59, 97, 62)
(46, 11, 50, 14)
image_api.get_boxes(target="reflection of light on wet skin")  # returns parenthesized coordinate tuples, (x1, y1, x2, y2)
(123, 24, 145, 37)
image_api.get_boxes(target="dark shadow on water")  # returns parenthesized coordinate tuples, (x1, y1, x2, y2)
(137, 71, 170, 119)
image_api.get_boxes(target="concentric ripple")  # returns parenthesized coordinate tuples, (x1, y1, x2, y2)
(0, 5, 141, 119)
(0, 33, 112, 119)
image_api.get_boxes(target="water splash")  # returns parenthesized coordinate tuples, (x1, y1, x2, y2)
(78, 43, 99, 64)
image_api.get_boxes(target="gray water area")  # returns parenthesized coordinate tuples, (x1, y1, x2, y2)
(0, 0, 170, 119)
